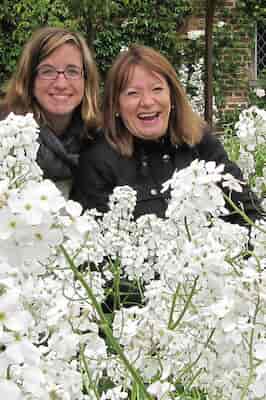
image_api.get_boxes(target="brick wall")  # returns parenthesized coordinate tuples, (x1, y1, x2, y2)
(185, 1, 251, 113)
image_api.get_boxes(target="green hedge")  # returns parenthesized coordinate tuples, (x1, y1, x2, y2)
(0, 0, 265, 124)
(0, 0, 78, 89)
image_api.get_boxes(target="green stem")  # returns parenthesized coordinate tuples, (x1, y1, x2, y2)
(60, 245, 153, 400)
(136, 278, 144, 303)
(80, 344, 100, 400)
(186, 367, 203, 389)
(250, 252, 264, 273)
(223, 193, 266, 234)
(184, 216, 192, 242)
(168, 283, 181, 329)
(178, 327, 216, 382)
(109, 257, 121, 310)
(240, 294, 260, 400)
(170, 276, 199, 330)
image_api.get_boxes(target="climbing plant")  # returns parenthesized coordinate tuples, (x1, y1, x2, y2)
(68, 0, 192, 77)
(0, 0, 265, 124)
(0, 0, 78, 88)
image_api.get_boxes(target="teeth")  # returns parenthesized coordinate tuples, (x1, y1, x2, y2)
(51, 95, 71, 101)
(138, 112, 158, 118)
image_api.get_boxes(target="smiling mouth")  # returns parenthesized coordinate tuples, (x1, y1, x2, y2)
(51, 94, 71, 98)
(138, 112, 160, 121)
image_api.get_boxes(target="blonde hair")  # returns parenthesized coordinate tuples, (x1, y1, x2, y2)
(1, 26, 101, 134)
(103, 44, 207, 157)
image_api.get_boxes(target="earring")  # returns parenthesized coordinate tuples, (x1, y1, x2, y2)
(115, 112, 119, 118)
(171, 105, 175, 110)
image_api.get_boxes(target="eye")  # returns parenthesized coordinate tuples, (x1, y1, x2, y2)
(37, 66, 56, 78)
(153, 86, 163, 92)
(40, 67, 54, 74)
(65, 66, 83, 78)
(126, 90, 138, 96)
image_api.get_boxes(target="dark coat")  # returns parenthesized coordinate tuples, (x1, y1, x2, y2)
(70, 131, 263, 225)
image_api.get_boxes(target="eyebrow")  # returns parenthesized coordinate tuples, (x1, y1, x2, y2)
(124, 80, 167, 90)
(38, 63, 82, 68)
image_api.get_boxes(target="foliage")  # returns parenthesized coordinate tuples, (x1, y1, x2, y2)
(224, 106, 266, 204)
(0, 0, 78, 89)
(0, 0, 265, 128)
(67, 0, 192, 77)
(248, 87, 266, 109)
(236, 0, 266, 22)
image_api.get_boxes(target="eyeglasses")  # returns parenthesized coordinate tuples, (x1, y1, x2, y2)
(36, 65, 84, 80)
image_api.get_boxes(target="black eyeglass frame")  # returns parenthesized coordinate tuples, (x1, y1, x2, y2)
(36, 65, 84, 80)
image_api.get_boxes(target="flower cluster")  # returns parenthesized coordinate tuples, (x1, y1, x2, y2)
(0, 113, 265, 400)
(234, 106, 266, 209)
(186, 30, 204, 41)
(179, 59, 217, 119)
(0, 113, 42, 189)
(0, 114, 88, 399)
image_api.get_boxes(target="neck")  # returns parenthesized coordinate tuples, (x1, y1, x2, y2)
(45, 114, 73, 136)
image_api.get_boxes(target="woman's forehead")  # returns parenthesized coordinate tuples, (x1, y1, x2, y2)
(121, 63, 166, 88)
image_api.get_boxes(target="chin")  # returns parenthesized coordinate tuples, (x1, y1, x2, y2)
(144, 132, 165, 140)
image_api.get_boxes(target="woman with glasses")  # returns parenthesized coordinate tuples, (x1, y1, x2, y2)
(0, 26, 101, 198)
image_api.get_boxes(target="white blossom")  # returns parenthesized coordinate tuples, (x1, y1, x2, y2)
(187, 30, 204, 40)
(0, 112, 265, 400)
(254, 88, 265, 98)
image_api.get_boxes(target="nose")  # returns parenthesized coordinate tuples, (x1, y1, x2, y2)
(139, 91, 154, 107)
(53, 73, 68, 87)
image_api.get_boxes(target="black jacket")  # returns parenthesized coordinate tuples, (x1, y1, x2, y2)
(71, 131, 263, 224)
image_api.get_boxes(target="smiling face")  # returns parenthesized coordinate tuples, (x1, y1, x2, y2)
(118, 65, 171, 141)
(33, 43, 84, 132)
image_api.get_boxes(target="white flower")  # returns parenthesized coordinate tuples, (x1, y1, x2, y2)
(187, 30, 204, 40)
(0, 112, 265, 400)
(254, 88, 265, 98)
(251, 375, 266, 398)
(0, 179, 9, 205)
(148, 381, 175, 400)
(217, 21, 225, 27)
(48, 327, 80, 361)
(84, 333, 107, 359)
(65, 199, 83, 217)
(0, 113, 41, 186)
(0, 208, 25, 240)
(254, 342, 266, 361)
(4, 336, 40, 365)
(0, 288, 33, 332)
(18, 365, 45, 394)
(210, 296, 234, 318)
(0, 331, 40, 380)
(8, 180, 65, 225)
(163, 159, 228, 222)
(120, 45, 129, 52)
(101, 385, 128, 400)
(222, 173, 243, 192)
(0, 379, 22, 400)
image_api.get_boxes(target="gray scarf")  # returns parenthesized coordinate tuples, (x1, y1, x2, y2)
(37, 117, 84, 181)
